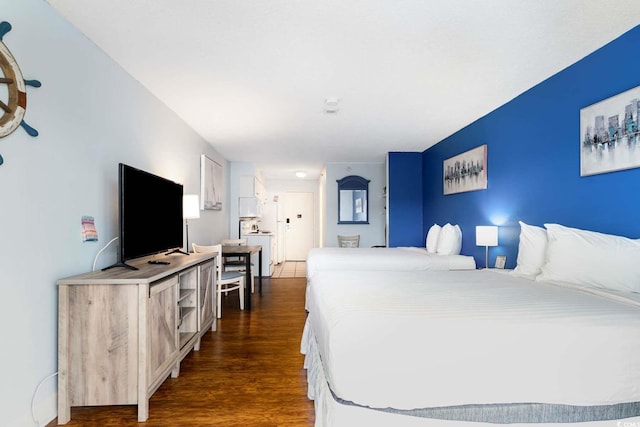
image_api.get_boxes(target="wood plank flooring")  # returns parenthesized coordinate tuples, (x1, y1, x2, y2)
(48, 277, 314, 426)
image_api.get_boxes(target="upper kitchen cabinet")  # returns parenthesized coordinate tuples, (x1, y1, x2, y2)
(239, 175, 267, 203)
(238, 196, 263, 218)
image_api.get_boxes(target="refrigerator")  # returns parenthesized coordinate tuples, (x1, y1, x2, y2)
(261, 197, 285, 264)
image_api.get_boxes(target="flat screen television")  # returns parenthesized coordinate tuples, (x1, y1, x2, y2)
(103, 163, 184, 270)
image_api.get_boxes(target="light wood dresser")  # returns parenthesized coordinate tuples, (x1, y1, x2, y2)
(56, 251, 217, 424)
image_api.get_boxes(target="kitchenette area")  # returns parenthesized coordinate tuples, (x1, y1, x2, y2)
(231, 165, 284, 278)
(238, 212, 277, 277)
(229, 162, 318, 278)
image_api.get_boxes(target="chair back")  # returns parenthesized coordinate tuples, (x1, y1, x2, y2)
(221, 238, 247, 265)
(192, 243, 222, 280)
(222, 238, 247, 246)
(338, 235, 360, 248)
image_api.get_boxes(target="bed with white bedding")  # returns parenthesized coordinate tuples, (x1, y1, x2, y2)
(301, 268, 640, 426)
(306, 247, 476, 279)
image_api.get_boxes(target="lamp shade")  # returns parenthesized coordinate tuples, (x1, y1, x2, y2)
(183, 194, 200, 220)
(476, 226, 498, 247)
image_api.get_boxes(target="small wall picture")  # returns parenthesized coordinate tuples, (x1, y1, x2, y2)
(495, 255, 506, 269)
(201, 155, 223, 210)
(443, 144, 487, 195)
(580, 85, 640, 176)
(81, 216, 98, 242)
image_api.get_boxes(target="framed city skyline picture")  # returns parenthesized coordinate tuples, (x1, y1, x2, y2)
(580, 85, 640, 176)
(443, 144, 487, 195)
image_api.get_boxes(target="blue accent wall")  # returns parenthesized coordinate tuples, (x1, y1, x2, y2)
(419, 25, 640, 268)
(387, 26, 640, 267)
(388, 152, 424, 247)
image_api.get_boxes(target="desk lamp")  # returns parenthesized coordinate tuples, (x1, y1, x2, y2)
(183, 194, 200, 253)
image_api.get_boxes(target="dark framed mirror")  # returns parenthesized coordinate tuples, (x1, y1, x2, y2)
(337, 175, 369, 224)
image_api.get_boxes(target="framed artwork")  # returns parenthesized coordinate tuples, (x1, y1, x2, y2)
(200, 155, 223, 210)
(443, 144, 487, 195)
(495, 255, 506, 269)
(580, 85, 640, 176)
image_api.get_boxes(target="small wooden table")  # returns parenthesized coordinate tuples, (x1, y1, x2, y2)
(221, 245, 262, 310)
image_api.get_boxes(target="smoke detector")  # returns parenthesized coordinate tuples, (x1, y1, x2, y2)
(324, 98, 340, 113)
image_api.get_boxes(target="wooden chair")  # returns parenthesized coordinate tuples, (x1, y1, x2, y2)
(221, 238, 255, 293)
(192, 243, 245, 318)
(338, 235, 360, 248)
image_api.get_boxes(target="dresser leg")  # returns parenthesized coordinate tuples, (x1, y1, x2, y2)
(58, 285, 71, 424)
(171, 361, 181, 378)
(137, 400, 149, 422)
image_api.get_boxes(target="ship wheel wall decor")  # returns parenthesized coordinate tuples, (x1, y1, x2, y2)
(0, 21, 41, 166)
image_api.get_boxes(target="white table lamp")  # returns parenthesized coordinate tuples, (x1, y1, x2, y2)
(476, 225, 498, 269)
(183, 194, 200, 253)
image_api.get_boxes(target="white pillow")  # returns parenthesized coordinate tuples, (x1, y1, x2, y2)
(536, 223, 640, 293)
(452, 225, 462, 254)
(436, 223, 462, 255)
(425, 224, 441, 253)
(512, 221, 548, 279)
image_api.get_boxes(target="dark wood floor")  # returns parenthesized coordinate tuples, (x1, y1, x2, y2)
(48, 277, 315, 426)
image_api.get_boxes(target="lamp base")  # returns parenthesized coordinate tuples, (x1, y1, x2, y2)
(485, 245, 489, 269)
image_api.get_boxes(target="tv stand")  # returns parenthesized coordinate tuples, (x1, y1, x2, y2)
(166, 248, 189, 256)
(101, 261, 139, 271)
(57, 251, 217, 424)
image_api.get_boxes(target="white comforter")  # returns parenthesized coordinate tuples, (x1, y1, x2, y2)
(306, 247, 476, 279)
(303, 269, 640, 411)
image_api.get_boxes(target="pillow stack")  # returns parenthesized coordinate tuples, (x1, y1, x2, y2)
(513, 221, 640, 294)
(426, 223, 462, 255)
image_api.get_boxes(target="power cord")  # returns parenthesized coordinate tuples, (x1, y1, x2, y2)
(92, 236, 118, 271)
(32, 371, 57, 426)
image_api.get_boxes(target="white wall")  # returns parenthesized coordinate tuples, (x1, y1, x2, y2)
(228, 162, 258, 238)
(318, 167, 327, 247)
(324, 162, 386, 248)
(0, 2, 228, 425)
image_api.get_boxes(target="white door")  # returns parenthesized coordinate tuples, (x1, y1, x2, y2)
(284, 192, 314, 260)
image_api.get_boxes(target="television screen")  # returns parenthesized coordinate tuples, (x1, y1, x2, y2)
(119, 163, 183, 263)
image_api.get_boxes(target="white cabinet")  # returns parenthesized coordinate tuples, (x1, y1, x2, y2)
(239, 196, 263, 218)
(57, 252, 216, 424)
(239, 175, 267, 203)
(244, 233, 274, 276)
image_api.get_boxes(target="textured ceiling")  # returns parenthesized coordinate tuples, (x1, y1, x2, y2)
(45, 0, 640, 179)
